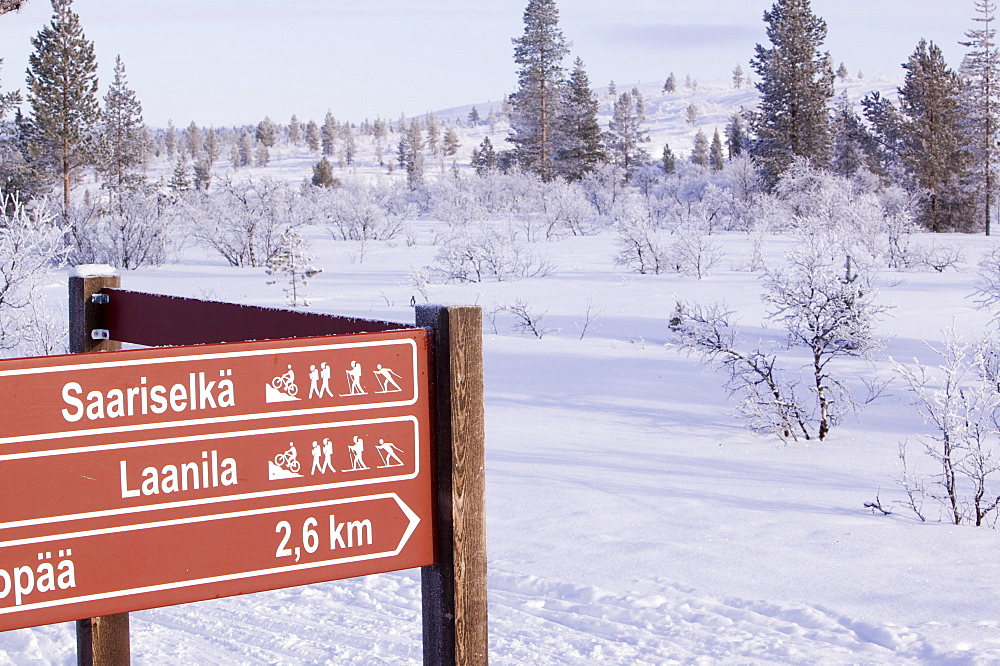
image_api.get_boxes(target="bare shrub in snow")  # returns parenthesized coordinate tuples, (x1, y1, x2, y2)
(576, 294, 603, 340)
(670, 301, 813, 441)
(667, 216, 724, 279)
(762, 234, 887, 439)
(502, 297, 556, 338)
(309, 180, 403, 242)
(0, 195, 69, 357)
(972, 247, 1000, 311)
(892, 332, 1000, 527)
(428, 225, 554, 283)
(426, 176, 488, 226)
(613, 195, 668, 275)
(534, 178, 600, 238)
(185, 176, 307, 267)
(672, 232, 886, 441)
(580, 162, 628, 219)
(69, 188, 172, 269)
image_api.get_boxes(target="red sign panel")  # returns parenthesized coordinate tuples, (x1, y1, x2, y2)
(0, 330, 434, 630)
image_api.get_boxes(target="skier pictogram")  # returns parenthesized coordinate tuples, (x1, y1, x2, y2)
(373, 364, 403, 393)
(375, 439, 404, 468)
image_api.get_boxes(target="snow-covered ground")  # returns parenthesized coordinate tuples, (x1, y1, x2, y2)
(7, 78, 1000, 664)
(3, 224, 1000, 664)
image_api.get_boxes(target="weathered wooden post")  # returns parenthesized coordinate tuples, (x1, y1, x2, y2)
(416, 305, 488, 665)
(68, 267, 131, 666)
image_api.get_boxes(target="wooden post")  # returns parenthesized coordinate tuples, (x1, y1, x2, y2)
(69, 269, 131, 666)
(416, 305, 488, 665)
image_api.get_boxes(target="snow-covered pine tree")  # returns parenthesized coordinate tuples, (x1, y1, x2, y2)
(237, 129, 254, 168)
(472, 137, 498, 175)
(255, 141, 269, 167)
(830, 97, 871, 177)
(691, 129, 710, 167)
(508, 0, 569, 182)
(256, 116, 277, 149)
(425, 112, 440, 157)
(608, 89, 649, 180)
(265, 230, 321, 308)
(837, 62, 849, 80)
(168, 155, 190, 192)
(748, 0, 834, 184)
(468, 106, 480, 126)
(960, 0, 1000, 235)
(185, 120, 202, 158)
(372, 117, 388, 165)
(556, 57, 605, 181)
(663, 72, 676, 93)
(339, 123, 356, 166)
(288, 114, 301, 146)
(165, 120, 177, 158)
(710, 129, 725, 170)
(733, 63, 744, 89)
(24, 0, 100, 217)
(311, 156, 337, 188)
(685, 103, 699, 124)
(205, 127, 219, 166)
(661, 143, 676, 174)
(321, 112, 337, 157)
(97, 55, 146, 208)
(899, 40, 974, 231)
(725, 113, 747, 158)
(305, 120, 320, 152)
(442, 126, 461, 159)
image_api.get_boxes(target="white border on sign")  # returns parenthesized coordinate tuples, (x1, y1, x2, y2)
(0, 416, 421, 531)
(0, 493, 421, 616)
(0, 338, 421, 446)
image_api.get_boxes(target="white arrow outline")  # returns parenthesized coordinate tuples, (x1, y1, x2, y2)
(0, 492, 423, 617)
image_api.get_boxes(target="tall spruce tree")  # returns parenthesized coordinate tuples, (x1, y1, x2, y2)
(748, 0, 834, 184)
(557, 58, 605, 180)
(961, 0, 1000, 235)
(98, 55, 146, 207)
(691, 129, 710, 167)
(608, 89, 649, 180)
(508, 0, 569, 181)
(899, 40, 974, 231)
(710, 129, 725, 170)
(304, 120, 320, 152)
(725, 113, 747, 158)
(256, 116, 277, 149)
(24, 0, 101, 216)
(321, 112, 337, 157)
(661, 142, 676, 174)
(185, 120, 202, 158)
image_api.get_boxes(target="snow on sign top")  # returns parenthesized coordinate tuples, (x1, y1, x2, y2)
(0, 329, 434, 631)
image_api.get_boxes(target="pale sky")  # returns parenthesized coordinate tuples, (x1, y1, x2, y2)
(0, 0, 973, 128)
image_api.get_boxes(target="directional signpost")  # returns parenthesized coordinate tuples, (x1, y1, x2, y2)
(0, 269, 488, 665)
(0, 331, 434, 631)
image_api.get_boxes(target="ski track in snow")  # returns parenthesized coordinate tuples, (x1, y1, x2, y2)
(4, 567, 998, 664)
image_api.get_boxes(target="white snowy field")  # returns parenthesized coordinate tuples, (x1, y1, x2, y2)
(2, 222, 1000, 664)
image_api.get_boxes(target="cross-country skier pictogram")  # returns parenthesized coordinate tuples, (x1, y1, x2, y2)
(373, 364, 402, 393)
